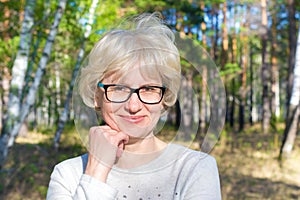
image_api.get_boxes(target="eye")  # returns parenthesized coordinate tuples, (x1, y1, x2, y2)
(141, 86, 160, 93)
(111, 85, 129, 92)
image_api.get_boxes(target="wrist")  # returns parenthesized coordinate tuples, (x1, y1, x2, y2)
(85, 155, 111, 182)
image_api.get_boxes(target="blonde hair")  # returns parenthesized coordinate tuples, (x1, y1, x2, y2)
(78, 12, 181, 108)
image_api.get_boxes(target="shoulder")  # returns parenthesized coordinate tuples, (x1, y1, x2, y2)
(171, 146, 221, 199)
(167, 144, 218, 173)
(47, 154, 88, 196)
(52, 154, 88, 178)
(168, 144, 217, 163)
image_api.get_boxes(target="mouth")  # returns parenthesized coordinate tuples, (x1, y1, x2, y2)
(119, 115, 146, 124)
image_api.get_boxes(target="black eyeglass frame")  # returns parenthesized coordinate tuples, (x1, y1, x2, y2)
(97, 82, 166, 104)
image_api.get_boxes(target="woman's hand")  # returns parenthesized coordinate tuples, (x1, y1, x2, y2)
(85, 126, 129, 182)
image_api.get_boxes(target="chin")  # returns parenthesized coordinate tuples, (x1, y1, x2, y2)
(120, 126, 155, 139)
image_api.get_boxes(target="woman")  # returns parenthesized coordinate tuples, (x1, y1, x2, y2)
(47, 13, 221, 199)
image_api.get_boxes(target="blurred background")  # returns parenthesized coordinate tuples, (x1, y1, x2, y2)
(0, 0, 299, 199)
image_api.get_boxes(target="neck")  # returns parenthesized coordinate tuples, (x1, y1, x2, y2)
(124, 136, 166, 153)
(115, 136, 167, 169)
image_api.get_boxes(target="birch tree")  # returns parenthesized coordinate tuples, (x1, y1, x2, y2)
(1, 0, 36, 141)
(279, 23, 300, 159)
(286, 0, 297, 107)
(54, 0, 99, 149)
(0, 0, 67, 167)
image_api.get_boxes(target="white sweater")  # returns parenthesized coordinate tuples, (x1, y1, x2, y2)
(46, 144, 221, 200)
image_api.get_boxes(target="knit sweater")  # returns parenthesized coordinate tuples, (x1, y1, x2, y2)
(46, 144, 221, 200)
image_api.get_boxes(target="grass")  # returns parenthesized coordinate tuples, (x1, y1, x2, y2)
(0, 123, 299, 200)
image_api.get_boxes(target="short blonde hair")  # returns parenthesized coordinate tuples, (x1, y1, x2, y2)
(78, 12, 181, 108)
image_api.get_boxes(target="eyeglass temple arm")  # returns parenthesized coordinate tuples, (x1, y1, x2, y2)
(98, 82, 104, 88)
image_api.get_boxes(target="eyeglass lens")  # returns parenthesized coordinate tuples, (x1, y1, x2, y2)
(105, 85, 164, 104)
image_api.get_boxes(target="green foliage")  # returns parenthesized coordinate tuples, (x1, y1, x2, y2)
(220, 63, 241, 77)
(36, 125, 57, 135)
(37, 185, 48, 197)
(132, 0, 167, 13)
(0, 36, 19, 69)
(0, 0, 24, 37)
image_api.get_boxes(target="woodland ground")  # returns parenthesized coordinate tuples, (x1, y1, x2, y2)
(0, 124, 299, 200)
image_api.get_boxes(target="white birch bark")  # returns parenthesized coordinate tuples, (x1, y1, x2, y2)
(290, 36, 300, 107)
(1, 0, 35, 138)
(280, 24, 300, 157)
(0, 0, 67, 167)
(54, 0, 99, 148)
(24, 0, 51, 96)
(0, 67, 10, 131)
(0, 0, 36, 167)
(274, 76, 280, 117)
(55, 63, 61, 108)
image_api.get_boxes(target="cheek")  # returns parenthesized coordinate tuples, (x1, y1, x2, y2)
(147, 104, 163, 119)
(150, 103, 163, 112)
(101, 103, 122, 118)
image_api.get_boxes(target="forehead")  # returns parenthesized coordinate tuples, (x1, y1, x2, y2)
(104, 64, 162, 86)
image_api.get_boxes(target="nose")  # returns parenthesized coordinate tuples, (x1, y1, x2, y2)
(125, 93, 143, 113)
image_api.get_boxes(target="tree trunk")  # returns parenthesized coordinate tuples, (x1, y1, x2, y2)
(54, 0, 99, 149)
(0, 0, 36, 168)
(200, 1, 206, 47)
(0, 0, 67, 168)
(270, 9, 280, 118)
(199, 1, 207, 136)
(229, 28, 238, 128)
(178, 72, 193, 141)
(200, 67, 207, 136)
(211, 4, 219, 61)
(229, 79, 235, 128)
(175, 100, 181, 128)
(220, 1, 228, 69)
(261, 0, 271, 133)
(286, 0, 296, 107)
(279, 23, 300, 159)
(239, 10, 249, 131)
(249, 43, 254, 125)
(1, 0, 36, 139)
(23, 0, 51, 102)
(0, 67, 10, 131)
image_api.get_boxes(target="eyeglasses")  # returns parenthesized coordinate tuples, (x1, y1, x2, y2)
(97, 82, 166, 104)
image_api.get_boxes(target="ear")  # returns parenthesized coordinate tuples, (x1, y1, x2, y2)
(94, 89, 102, 109)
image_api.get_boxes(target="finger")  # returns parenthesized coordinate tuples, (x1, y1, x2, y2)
(116, 142, 124, 158)
(122, 133, 129, 144)
(109, 131, 129, 146)
(92, 126, 118, 137)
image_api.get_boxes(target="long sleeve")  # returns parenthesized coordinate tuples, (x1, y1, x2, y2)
(46, 157, 118, 200)
(182, 155, 222, 200)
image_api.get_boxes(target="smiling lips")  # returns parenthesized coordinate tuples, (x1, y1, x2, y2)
(119, 115, 146, 124)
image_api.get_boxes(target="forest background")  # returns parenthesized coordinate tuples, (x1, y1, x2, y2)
(0, 0, 300, 199)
